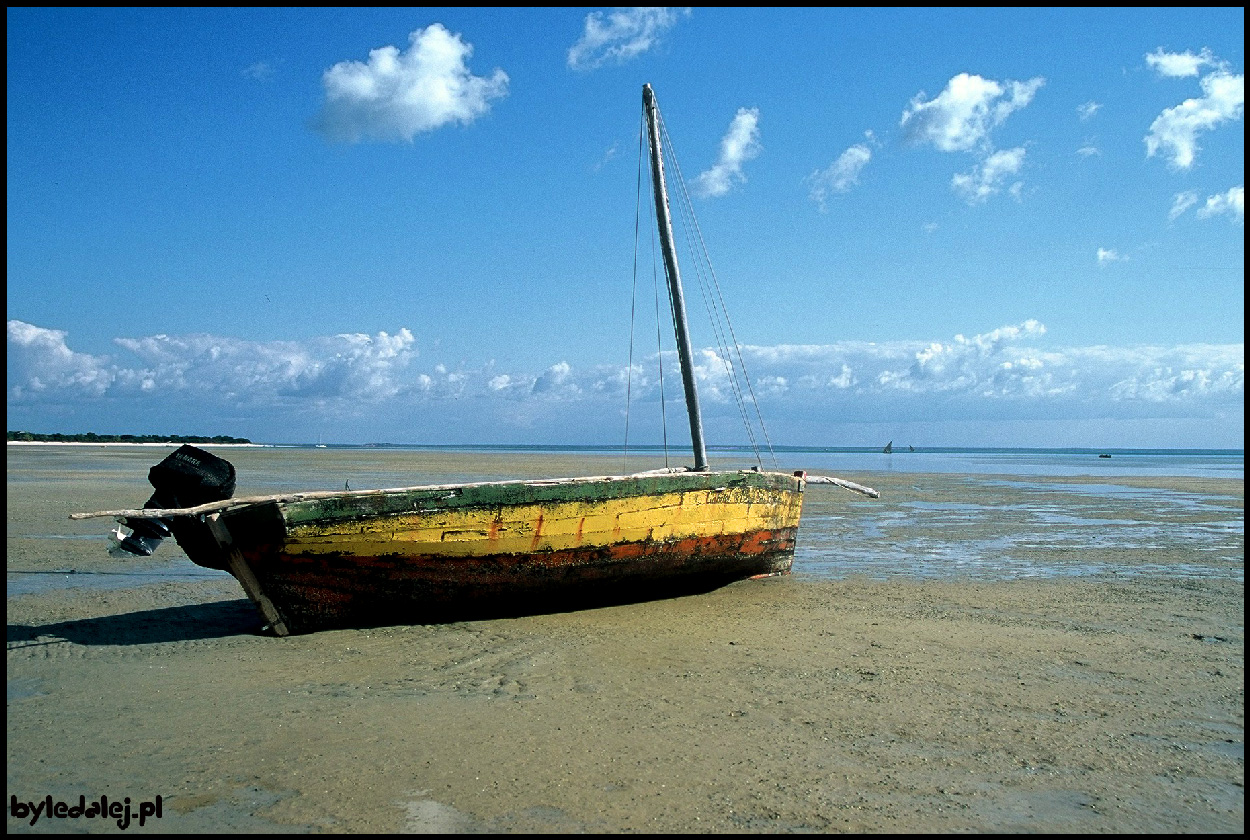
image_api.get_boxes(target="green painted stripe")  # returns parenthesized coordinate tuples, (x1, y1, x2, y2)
(279, 469, 802, 526)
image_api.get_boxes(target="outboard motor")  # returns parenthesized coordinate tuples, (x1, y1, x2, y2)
(114, 445, 237, 557)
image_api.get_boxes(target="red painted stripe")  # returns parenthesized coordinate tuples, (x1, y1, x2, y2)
(241, 527, 798, 631)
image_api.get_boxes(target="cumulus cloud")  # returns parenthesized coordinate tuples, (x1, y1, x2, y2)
(1196, 185, 1244, 223)
(315, 24, 508, 143)
(567, 7, 690, 71)
(1144, 50, 1243, 170)
(900, 73, 1042, 204)
(8, 320, 1242, 444)
(1167, 186, 1245, 224)
(1169, 190, 1200, 220)
(8, 321, 426, 406)
(900, 73, 1044, 153)
(727, 321, 1242, 411)
(1109, 357, 1244, 402)
(1077, 101, 1101, 120)
(7, 321, 116, 398)
(693, 107, 761, 198)
(808, 142, 872, 210)
(531, 361, 580, 397)
(1146, 47, 1216, 78)
(951, 147, 1026, 204)
(1097, 247, 1124, 264)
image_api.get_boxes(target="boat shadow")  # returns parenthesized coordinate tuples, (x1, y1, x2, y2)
(7, 599, 265, 647)
(303, 575, 749, 634)
(7, 578, 765, 644)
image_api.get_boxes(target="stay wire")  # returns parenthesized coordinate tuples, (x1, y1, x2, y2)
(624, 122, 644, 473)
(656, 114, 778, 469)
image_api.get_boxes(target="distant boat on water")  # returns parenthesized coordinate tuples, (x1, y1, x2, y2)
(883, 441, 893, 454)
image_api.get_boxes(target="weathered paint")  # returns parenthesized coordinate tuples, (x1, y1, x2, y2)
(282, 483, 798, 558)
(216, 469, 805, 634)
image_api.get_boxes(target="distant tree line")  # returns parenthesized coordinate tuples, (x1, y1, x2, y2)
(7, 431, 252, 444)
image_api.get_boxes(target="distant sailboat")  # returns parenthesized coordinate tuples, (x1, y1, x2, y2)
(882, 441, 893, 454)
(908, 445, 915, 452)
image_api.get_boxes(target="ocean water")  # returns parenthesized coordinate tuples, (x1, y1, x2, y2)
(286, 444, 1244, 480)
(792, 475, 1243, 584)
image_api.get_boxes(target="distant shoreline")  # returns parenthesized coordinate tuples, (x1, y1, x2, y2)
(7, 441, 268, 448)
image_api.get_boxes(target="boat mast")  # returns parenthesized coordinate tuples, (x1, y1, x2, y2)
(643, 84, 708, 472)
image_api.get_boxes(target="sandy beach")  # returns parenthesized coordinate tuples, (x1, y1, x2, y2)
(7, 447, 1243, 833)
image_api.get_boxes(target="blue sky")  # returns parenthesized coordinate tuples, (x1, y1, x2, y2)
(7, 7, 1244, 449)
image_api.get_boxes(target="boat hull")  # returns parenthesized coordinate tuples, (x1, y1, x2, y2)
(211, 470, 804, 633)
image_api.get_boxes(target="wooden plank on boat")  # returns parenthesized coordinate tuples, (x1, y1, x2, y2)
(205, 513, 290, 637)
(805, 475, 880, 498)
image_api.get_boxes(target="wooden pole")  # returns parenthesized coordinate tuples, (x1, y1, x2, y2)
(205, 514, 291, 636)
(805, 475, 880, 498)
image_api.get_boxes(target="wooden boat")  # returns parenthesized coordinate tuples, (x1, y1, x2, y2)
(73, 85, 875, 635)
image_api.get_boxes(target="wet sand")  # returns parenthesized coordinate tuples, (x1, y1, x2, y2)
(7, 447, 1244, 833)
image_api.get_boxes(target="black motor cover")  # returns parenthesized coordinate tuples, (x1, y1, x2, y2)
(116, 445, 237, 567)
(147, 444, 237, 506)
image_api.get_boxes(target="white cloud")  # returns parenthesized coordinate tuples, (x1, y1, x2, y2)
(7, 322, 430, 406)
(531, 361, 579, 397)
(567, 7, 690, 71)
(828, 364, 856, 389)
(242, 62, 273, 81)
(315, 24, 508, 143)
(693, 107, 761, 198)
(951, 147, 1026, 204)
(1196, 185, 1244, 223)
(731, 322, 1243, 411)
(1076, 143, 1099, 158)
(1144, 51, 1243, 170)
(901, 74, 1042, 204)
(1169, 190, 1200, 220)
(1077, 101, 1101, 120)
(1110, 360, 1244, 402)
(1097, 247, 1124, 264)
(6, 320, 115, 397)
(900, 73, 1044, 153)
(8, 321, 1242, 445)
(1167, 186, 1245, 224)
(808, 143, 872, 210)
(1146, 47, 1216, 78)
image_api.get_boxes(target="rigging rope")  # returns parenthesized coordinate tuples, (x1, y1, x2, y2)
(655, 110, 779, 470)
(626, 114, 671, 471)
(624, 123, 643, 473)
(627, 96, 776, 471)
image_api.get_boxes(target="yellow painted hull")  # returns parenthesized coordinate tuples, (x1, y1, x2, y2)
(285, 481, 800, 558)
(214, 469, 806, 633)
